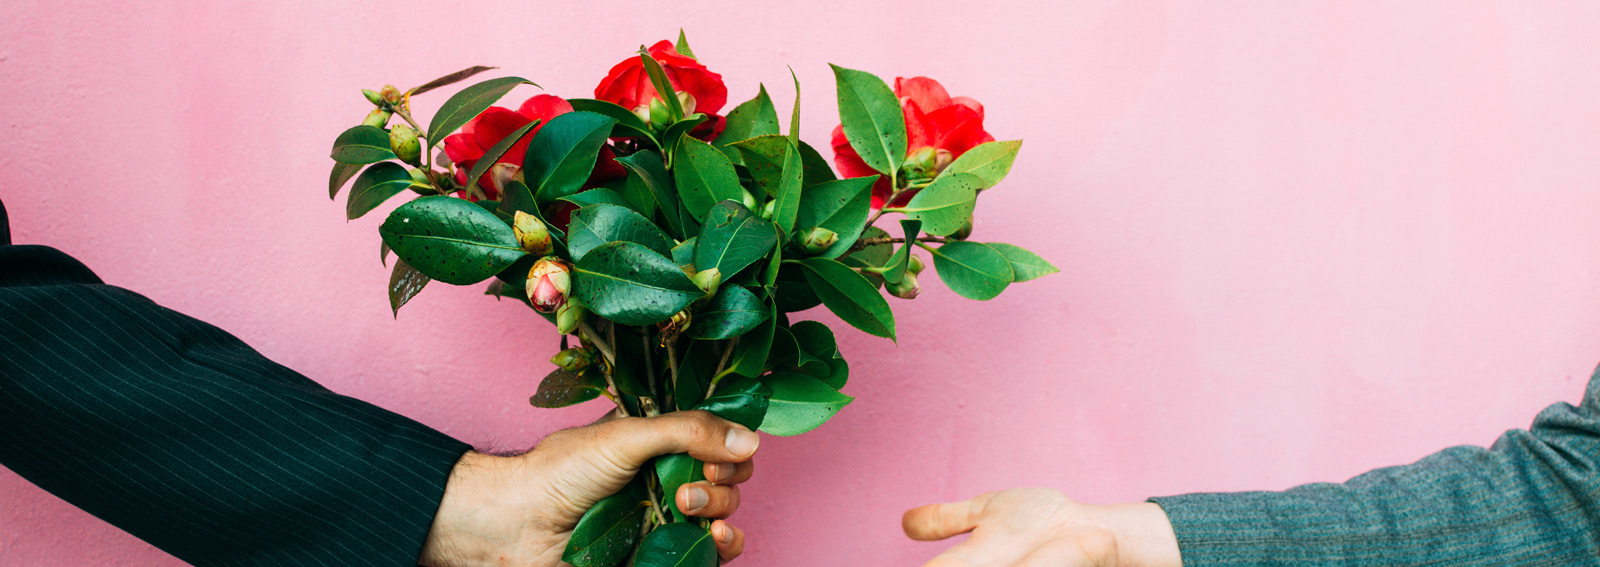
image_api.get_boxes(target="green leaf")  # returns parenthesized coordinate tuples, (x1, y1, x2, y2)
(569, 98, 656, 141)
(654, 453, 705, 522)
(787, 67, 802, 144)
(731, 135, 790, 199)
(795, 176, 877, 258)
(659, 113, 708, 155)
(379, 196, 525, 285)
(346, 162, 415, 220)
(410, 65, 497, 97)
(830, 64, 906, 179)
(795, 258, 896, 339)
(671, 238, 697, 268)
(842, 226, 893, 268)
(608, 326, 652, 397)
(728, 304, 776, 378)
(387, 258, 430, 317)
(464, 119, 540, 192)
(883, 219, 923, 285)
(562, 480, 647, 567)
(674, 340, 719, 410)
(693, 375, 771, 431)
(526, 111, 618, 202)
(561, 187, 631, 210)
(329, 161, 363, 200)
(673, 136, 744, 223)
(789, 320, 837, 360)
(695, 201, 779, 278)
(714, 85, 781, 163)
(616, 151, 689, 239)
(897, 172, 980, 236)
(572, 241, 702, 326)
(821, 356, 849, 390)
(987, 242, 1058, 282)
(941, 140, 1022, 188)
(330, 125, 397, 164)
(567, 204, 675, 263)
(530, 368, 608, 408)
(631, 523, 717, 567)
(767, 324, 800, 368)
(772, 142, 805, 234)
(929, 241, 1015, 300)
(688, 285, 769, 340)
(798, 140, 838, 185)
(427, 76, 534, 149)
(759, 371, 854, 436)
(637, 50, 684, 121)
(675, 29, 697, 60)
(773, 263, 822, 313)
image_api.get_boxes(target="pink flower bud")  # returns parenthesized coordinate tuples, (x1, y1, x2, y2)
(525, 258, 572, 313)
(556, 298, 587, 335)
(512, 211, 553, 256)
(550, 347, 594, 372)
(379, 84, 403, 105)
(363, 108, 392, 128)
(390, 124, 421, 165)
(933, 149, 955, 173)
(799, 227, 839, 254)
(887, 272, 920, 299)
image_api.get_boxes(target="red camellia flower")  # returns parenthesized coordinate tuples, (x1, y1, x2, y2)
(832, 77, 995, 208)
(594, 40, 728, 140)
(442, 94, 625, 201)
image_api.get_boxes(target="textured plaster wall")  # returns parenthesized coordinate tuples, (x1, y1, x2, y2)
(4, 1, 1600, 565)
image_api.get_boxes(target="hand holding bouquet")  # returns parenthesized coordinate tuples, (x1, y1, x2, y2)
(325, 32, 1054, 567)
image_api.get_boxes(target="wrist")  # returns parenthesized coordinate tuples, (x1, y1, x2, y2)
(418, 451, 563, 567)
(1092, 502, 1182, 567)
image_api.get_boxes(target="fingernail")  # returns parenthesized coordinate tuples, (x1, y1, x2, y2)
(683, 486, 709, 512)
(708, 463, 735, 483)
(716, 524, 732, 543)
(725, 428, 759, 458)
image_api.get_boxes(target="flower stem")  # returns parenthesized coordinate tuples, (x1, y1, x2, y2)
(702, 338, 739, 399)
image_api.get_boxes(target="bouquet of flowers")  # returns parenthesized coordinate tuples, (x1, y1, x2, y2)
(325, 32, 1054, 567)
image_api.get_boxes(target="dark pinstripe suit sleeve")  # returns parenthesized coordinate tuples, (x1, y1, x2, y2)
(0, 244, 472, 567)
(1151, 366, 1600, 566)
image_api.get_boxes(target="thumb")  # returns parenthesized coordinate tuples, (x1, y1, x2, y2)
(904, 494, 989, 541)
(597, 410, 760, 468)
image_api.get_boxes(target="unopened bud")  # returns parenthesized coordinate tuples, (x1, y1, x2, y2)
(934, 149, 955, 173)
(513, 211, 553, 256)
(675, 91, 698, 114)
(526, 258, 572, 313)
(379, 84, 403, 105)
(949, 218, 973, 240)
(408, 168, 431, 187)
(556, 298, 587, 335)
(739, 188, 758, 211)
(907, 253, 925, 275)
(390, 124, 422, 165)
(904, 147, 938, 181)
(363, 108, 392, 128)
(487, 162, 521, 195)
(761, 199, 776, 220)
(550, 347, 594, 372)
(887, 272, 920, 299)
(363, 89, 385, 106)
(691, 268, 722, 294)
(799, 227, 839, 254)
(632, 104, 653, 126)
(648, 97, 673, 127)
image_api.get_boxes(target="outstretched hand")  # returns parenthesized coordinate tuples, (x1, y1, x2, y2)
(903, 488, 1181, 567)
(419, 410, 759, 566)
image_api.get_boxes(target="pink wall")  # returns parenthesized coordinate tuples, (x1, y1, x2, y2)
(5, 1, 1600, 565)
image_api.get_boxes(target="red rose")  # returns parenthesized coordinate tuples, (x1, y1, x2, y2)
(831, 77, 995, 208)
(442, 94, 625, 201)
(594, 40, 728, 140)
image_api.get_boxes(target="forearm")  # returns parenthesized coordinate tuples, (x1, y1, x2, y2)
(0, 245, 471, 566)
(1149, 370, 1600, 566)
